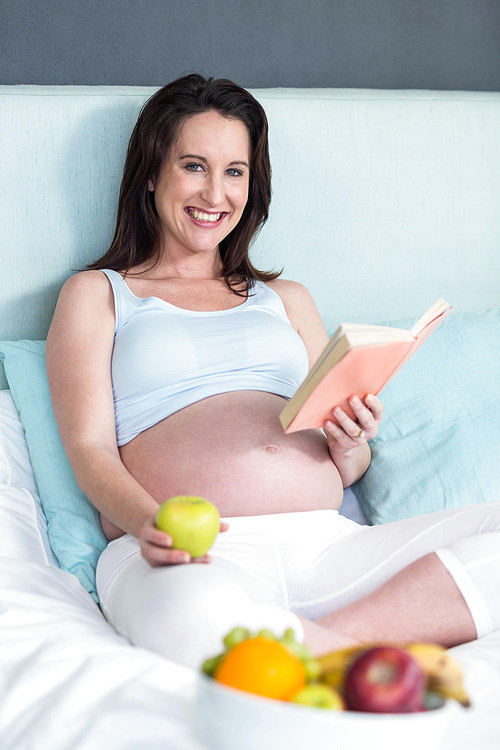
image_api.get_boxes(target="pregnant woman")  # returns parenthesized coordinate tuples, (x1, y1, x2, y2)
(47, 74, 500, 668)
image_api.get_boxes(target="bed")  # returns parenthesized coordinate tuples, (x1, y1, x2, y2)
(0, 85, 499, 749)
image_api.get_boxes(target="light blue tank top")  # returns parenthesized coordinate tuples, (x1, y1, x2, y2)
(101, 269, 310, 446)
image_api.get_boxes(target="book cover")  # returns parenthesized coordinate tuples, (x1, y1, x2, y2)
(280, 299, 452, 433)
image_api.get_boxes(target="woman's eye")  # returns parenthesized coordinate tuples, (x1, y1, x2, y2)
(226, 168, 243, 177)
(186, 163, 203, 172)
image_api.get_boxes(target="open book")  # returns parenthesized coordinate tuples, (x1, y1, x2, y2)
(280, 298, 452, 433)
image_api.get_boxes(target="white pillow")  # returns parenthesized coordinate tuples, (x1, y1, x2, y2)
(0, 389, 39, 493)
(0, 390, 56, 565)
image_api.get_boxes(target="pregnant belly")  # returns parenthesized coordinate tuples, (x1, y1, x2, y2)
(118, 391, 344, 518)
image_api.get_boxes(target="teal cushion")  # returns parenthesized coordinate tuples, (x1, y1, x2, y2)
(0, 340, 108, 601)
(353, 310, 500, 524)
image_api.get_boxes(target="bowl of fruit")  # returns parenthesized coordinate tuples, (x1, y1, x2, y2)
(197, 627, 469, 750)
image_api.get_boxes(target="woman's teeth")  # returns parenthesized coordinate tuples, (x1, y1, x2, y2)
(188, 209, 222, 222)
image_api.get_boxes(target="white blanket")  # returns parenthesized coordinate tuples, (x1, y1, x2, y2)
(1, 555, 499, 749)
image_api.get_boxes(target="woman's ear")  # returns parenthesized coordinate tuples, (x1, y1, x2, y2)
(147, 178, 155, 192)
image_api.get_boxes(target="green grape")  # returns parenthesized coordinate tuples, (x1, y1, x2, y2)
(256, 628, 277, 641)
(202, 654, 224, 676)
(222, 626, 251, 650)
(281, 638, 313, 661)
(280, 629, 309, 651)
(304, 658, 321, 682)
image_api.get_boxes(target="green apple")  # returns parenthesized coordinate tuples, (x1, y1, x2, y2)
(290, 683, 345, 710)
(155, 495, 220, 557)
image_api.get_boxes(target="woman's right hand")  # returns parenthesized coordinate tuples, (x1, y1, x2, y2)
(138, 516, 228, 567)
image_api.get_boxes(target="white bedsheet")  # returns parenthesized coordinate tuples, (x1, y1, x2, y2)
(1, 556, 499, 749)
(0, 559, 202, 749)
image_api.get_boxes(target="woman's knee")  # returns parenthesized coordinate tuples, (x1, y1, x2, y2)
(106, 558, 300, 668)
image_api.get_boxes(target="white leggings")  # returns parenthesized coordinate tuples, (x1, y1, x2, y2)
(96, 503, 500, 669)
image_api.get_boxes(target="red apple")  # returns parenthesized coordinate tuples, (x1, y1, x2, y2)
(344, 646, 426, 713)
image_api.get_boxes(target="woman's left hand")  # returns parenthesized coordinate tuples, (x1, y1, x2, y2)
(324, 393, 384, 453)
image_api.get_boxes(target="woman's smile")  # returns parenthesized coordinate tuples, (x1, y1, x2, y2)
(185, 207, 229, 227)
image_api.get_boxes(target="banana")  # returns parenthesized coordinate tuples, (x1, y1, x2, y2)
(403, 642, 471, 708)
(317, 645, 369, 691)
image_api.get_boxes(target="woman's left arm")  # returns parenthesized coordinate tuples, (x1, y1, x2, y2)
(269, 279, 383, 487)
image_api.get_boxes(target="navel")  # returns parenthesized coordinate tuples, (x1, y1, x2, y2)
(264, 444, 282, 453)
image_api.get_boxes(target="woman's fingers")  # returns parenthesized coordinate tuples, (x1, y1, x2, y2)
(347, 395, 375, 433)
(363, 393, 384, 421)
(141, 521, 173, 548)
(142, 543, 191, 567)
(138, 515, 222, 567)
(326, 394, 384, 445)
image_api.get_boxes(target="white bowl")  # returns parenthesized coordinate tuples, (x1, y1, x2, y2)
(197, 674, 456, 750)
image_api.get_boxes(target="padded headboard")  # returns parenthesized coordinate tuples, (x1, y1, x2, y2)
(1, 86, 499, 387)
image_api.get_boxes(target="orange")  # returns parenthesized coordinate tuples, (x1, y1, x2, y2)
(213, 636, 307, 700)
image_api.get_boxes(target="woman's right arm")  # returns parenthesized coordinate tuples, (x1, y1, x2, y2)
(46, 271, 196, 566)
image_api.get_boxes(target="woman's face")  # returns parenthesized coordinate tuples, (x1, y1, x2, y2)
(148, 110, 251, 259)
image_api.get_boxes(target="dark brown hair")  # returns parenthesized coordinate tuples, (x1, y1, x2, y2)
(89, 73, 280, 292)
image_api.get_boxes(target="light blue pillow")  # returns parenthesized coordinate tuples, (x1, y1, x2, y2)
(0, 340, 108, 601)
(353, 309, 500, 525)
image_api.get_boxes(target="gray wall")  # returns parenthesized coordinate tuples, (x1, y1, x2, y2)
(1, 0, 499, 90)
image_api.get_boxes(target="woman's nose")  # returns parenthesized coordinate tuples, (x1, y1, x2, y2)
(201, 174, 224, 207)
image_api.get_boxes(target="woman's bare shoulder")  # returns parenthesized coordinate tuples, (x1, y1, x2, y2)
(55, 270, 115, 315)
(49, 270, 115, 339)
(266, 278, 328, 361)
(59, 269, 110, 297)
(266, 277, 315, 304)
